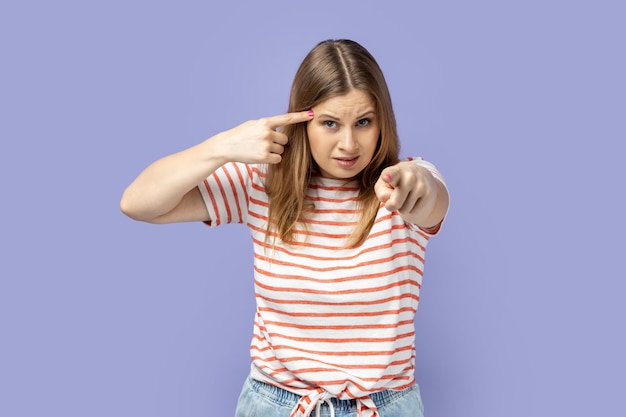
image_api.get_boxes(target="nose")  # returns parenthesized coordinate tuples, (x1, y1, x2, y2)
(338, 128, 358, 152)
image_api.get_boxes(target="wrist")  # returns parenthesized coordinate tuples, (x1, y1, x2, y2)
(198, 133, 232, 166)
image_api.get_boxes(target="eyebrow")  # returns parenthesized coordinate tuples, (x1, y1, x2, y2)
(318, 110, 376, 121)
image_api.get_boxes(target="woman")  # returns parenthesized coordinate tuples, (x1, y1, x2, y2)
(121, 39, 449, 417)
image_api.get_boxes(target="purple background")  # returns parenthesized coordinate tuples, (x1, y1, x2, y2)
(1, 1, 624, 416)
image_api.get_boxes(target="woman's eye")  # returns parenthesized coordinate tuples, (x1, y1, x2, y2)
(324, 120, 337, 128)
(356, 118, 370, 127)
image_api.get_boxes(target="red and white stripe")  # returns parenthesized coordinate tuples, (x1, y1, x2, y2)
(199, 159, 444, 417)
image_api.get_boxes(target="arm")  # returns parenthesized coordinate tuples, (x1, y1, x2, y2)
(120, 111, 314, 224)
(374, 160, 450, 231)
(119, 138, 226, 223)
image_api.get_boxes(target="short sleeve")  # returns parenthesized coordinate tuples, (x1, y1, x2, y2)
(197, 162, 252, 227)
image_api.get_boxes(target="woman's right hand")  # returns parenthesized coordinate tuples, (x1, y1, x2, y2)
(215, 110, 313, 164)
(120, 110, 313, 223)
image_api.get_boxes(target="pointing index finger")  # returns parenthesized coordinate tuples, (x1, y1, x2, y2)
(382, 167, 401, 187)
(267, 110, 314, 129)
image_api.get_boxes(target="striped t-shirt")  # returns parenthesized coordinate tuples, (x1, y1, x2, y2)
(198, 159, 445, 417)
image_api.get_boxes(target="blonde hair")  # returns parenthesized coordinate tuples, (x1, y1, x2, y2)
(265, 39, 400, 247)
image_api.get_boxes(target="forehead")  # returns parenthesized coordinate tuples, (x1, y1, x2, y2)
(316, 89, 376, 116)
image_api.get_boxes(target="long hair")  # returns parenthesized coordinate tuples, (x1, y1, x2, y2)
(265, 39, 400, 247)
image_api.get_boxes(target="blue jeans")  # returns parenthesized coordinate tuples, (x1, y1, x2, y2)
(234, 376, 425, 417)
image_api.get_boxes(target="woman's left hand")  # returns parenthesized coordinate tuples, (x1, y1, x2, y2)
(374, 161, 442, 227)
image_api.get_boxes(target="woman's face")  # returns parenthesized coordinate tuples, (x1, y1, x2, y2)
(307, 89, 380, 180)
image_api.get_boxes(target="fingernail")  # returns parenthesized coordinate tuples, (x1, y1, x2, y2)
(308, 110, 314, 117)
(384, 173, 392, 180)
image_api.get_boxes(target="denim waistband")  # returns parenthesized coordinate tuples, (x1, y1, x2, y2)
(246, 376, 417, 413)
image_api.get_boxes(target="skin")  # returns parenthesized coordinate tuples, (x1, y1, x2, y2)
(307, 89, 380, 180)
(375, 160, 449, 229)
(120, 92, 449, 229)
(308, 89, 449, 230)
(120, 111, 313, 223)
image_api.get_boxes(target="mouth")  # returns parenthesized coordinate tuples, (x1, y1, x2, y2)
(333, 156, 359, 167)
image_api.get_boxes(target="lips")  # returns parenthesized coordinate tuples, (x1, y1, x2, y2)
(334, 156, 359, 167)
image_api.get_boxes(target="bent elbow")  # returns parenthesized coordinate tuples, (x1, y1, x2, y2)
(120, 196, 138, 220)
(119, 192, 151, 222)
